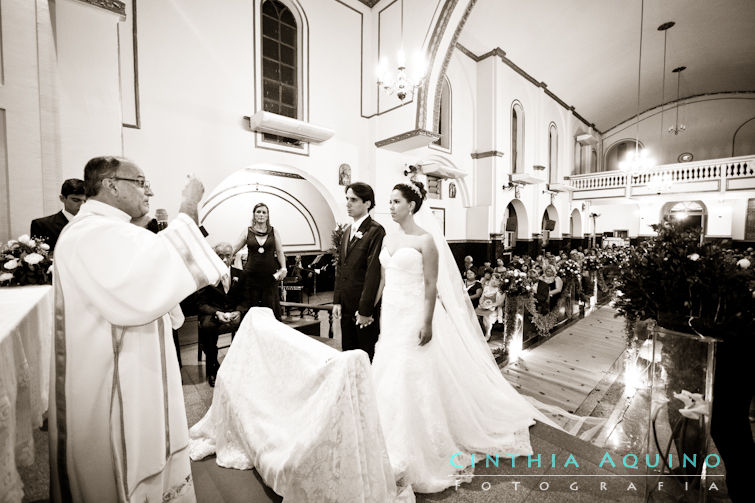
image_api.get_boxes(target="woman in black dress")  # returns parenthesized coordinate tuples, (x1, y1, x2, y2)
(232, 203, 287, 319)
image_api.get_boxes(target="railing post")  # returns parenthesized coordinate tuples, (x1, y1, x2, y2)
(720, 162, 727, 192)
(328, 310, 334, 338)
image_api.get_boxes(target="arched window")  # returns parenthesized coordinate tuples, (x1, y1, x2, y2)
(511, 102, 524, 174)
(604, 140, 640, 172)
(432, 76, 452, 150)
(548, 123, 558, 184)
(262, 0, 297, 119)
(255, 0, 308, 151)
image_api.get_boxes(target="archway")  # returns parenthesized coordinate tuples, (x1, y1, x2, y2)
(660, 200, 707, 234)
(541, 205, 559, 248)
(502, 198, 529, 241)
(570, 209, 583, 237)
(732, 116, 755, 156)
(200, 164, 338, 253)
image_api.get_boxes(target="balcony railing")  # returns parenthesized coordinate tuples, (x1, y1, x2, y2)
(565, 155, 754, 196)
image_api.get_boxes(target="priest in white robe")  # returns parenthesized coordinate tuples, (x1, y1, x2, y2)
(50, 156, 228, 503)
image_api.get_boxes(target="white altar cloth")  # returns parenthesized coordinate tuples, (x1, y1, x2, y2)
(0, 285, 53, 503)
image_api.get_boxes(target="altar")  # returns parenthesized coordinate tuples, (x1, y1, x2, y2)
(0, 285, 53, 502)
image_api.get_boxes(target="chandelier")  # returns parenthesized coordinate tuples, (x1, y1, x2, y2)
(619, 148, 656, 173)
(668, 66, 687, 135)
(376, 0, 426, 101)
(620, 0, 656, 174)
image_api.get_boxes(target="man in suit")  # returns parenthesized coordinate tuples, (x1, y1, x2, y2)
(197, 242, 245, 386)
(30, 178, 86, 252)
(333, 182, 385, 361)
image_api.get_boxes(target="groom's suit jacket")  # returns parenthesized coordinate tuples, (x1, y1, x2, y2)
(30, 210, 69, 252)
(333, 216, 385, 317)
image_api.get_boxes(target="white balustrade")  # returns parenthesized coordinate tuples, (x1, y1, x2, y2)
(566, 155, 754, 193)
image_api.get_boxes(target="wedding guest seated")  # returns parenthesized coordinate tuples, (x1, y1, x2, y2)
(286, 255, 304, 285)
(477, 260, 492, 278)
(197, 242, 245, 387)
(29, 178, 85, 252)
(494, 258, 506, 275)
(463, 269, 483, 308)
(475, 272, 505, 341)
(480, 267, 494, 287)
(461, 255, 474, 276)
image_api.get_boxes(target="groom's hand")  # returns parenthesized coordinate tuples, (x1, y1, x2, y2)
(355, 313, 373, 329)
(333, 304, 342, 320)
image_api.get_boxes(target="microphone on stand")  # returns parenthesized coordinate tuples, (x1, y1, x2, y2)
(155, 209, 169, 231)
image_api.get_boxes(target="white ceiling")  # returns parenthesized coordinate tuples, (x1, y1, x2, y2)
(457, 0, 755, 132)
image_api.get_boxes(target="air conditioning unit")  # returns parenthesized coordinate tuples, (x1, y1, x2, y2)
(505, 217, 518, 231)
(543, 219, 556, 231)
(248, 111, 335, 143)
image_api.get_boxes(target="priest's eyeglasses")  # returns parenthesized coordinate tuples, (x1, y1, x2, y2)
(111, 177, 151, 190)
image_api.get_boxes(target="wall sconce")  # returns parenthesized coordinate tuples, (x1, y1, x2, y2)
(503, 181, 523, 199)
(403, 164, 419, 178)
(533, 165, 547, 171)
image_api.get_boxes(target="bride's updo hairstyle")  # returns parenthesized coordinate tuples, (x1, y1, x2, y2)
(393, 181, 427, 214)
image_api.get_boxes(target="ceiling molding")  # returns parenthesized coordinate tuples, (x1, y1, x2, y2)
(603, 90, 755, 135)
(74, 0, 126, 17)
(455, 42, 595, 131)
(471, 150, 504, 159)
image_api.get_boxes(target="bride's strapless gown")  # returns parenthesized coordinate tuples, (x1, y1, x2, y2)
(374, 247, 537, 493)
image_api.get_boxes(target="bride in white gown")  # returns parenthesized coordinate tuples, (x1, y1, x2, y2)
(374, 181, 548, 494)
(188, 180, 559, 501)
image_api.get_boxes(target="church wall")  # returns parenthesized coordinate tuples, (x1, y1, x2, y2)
(601, 95, 755, 167)
(119, 0, 372, 232)
(55, 0, 123, 183)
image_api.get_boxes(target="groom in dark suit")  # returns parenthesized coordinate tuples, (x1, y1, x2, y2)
(333, 182, 385, 361)
(29, 178, 86, 252)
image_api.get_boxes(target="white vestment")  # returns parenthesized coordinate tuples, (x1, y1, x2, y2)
(49, 200, 227, 503)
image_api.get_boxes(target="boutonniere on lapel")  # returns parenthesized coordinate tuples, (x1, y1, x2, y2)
(354, 231, 364, 240)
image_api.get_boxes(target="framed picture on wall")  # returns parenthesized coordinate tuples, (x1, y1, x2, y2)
(430, 207, 445, 236)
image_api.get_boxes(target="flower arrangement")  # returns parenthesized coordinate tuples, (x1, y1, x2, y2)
(0, 235, 53, 286)
(614, 217, 755, 339)
(501, 268, 531, 297)
(599, 248, 628, 266)
(582, 254, 602, 271)
(557, 259, 582, 283)
(329, 224, 348, 266)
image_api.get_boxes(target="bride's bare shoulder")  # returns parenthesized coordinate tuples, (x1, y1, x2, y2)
(418, 232, 436, 252)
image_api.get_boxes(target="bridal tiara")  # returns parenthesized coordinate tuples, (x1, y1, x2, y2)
(403, 182, 423, 199)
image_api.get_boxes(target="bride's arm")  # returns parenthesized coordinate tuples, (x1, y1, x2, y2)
(419, 235, 439, 345)
(375, 266, 385, 306)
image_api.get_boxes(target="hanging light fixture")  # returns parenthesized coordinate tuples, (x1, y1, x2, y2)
(668, 66, 687, 135)
(376, 0, 426, 101)
(620, 0, 656, 173)
(657, 21, 674, 146)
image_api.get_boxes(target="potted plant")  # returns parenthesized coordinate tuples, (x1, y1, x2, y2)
(614, 216, 754, 498)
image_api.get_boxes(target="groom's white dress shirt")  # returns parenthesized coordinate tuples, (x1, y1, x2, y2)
(351, 214, 368, 240)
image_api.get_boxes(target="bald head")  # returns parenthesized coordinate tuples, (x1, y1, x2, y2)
(214, 242, 233, 266)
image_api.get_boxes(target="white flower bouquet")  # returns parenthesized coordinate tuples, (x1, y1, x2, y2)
(0, 234, 53, 286)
